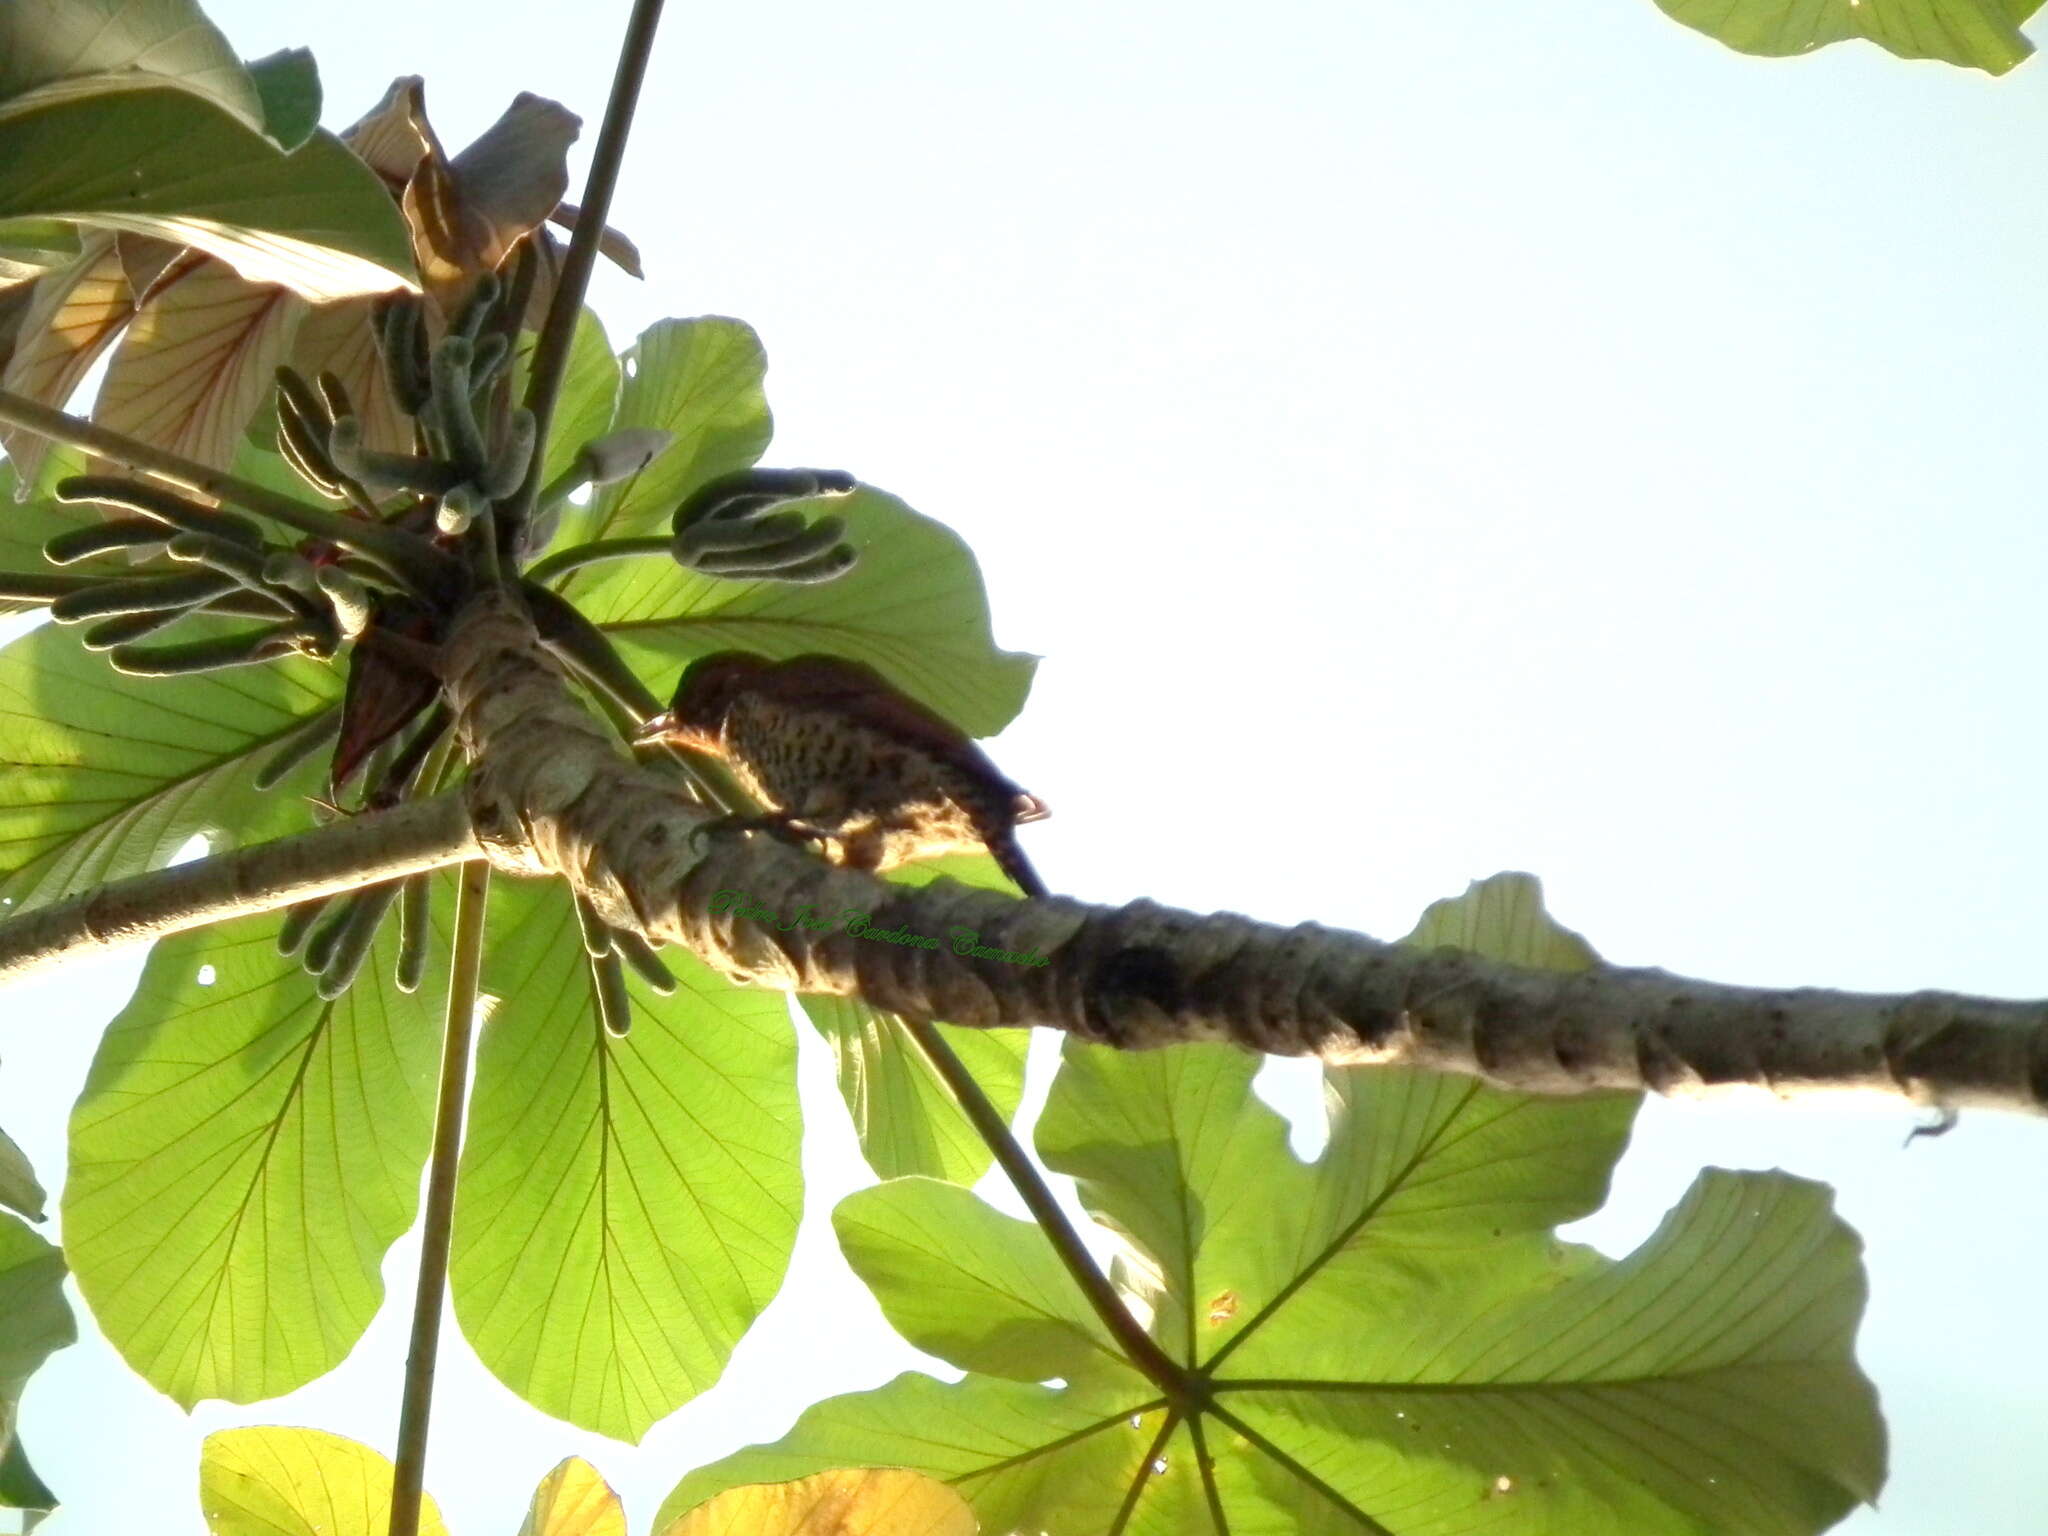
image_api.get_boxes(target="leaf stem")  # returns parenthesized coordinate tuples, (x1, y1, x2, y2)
(523, 535, 669, 585)
(506, 0, 670, 543)
(388, 860, 489, 1536)
(899, 1017, 1186, 1393)
(1108, 1409, 1180, 1536)
(0, 388, 451, 590)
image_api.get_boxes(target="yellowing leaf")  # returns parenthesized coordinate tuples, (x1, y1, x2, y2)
(520, 1458, 626, 1536)
(199, 1427, 448, 1536)
(659, 1469, 975, 1536)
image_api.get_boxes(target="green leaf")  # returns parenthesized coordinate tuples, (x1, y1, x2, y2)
(63, 902, 442, 1407)
(797, 853, 1029, 1185)
(669, 876, 1884, 1535)
(0, 621, 341, 912)
(520, 308, 621, 513)
(0, 0, 262, 137)
(450, 878, 802, 1442)
(0, 218, 80, 285)
(551, 317, 771, 558)
(0, 1212, 74, 1516)
(598, 486, 1037, 739)
(0, 1125, 45, 1223)
(0, 446, 121, 614)
(244, 48, 319, 153)
(834, 1179, 1130, 1384)
(0, 88, 414, 301)
(201, 1426, 450, 1536)
(659, 1467, 974, 1536)
(1650, 0, 2042, 74)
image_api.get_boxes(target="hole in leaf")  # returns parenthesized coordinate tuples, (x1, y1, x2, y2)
(196, 965, 216, 986)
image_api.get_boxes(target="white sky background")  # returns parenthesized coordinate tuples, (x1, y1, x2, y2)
(6, 0, 2048, 1531)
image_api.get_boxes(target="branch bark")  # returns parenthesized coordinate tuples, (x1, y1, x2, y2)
(436, 589, 2048, 1116)
(0, 793, 478, 983)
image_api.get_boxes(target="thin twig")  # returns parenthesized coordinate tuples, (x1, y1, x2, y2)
(388, 860, 490, 1536)
(522, 534, 669, 584)
(505, 0, 670, 548)
(900, 1016, 1186, 1392)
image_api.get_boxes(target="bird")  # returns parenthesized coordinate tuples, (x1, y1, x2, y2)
(633, 650, 1050, 897)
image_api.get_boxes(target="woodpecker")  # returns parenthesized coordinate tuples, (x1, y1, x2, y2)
(634, 650, 1049, 897)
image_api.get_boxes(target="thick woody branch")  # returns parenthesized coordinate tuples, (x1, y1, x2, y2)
(439, 591, 2048, 1115)
(0, 793, 478, 983)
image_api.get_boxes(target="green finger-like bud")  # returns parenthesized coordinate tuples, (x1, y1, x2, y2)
(81, 607, 188, 650)
(261, 552, 323, 595)
(0, 573, 85, 604)
(316, 879, 402, 999)
(302, 888, 363, 974)
(577, 428, 673, 486)
(378, 295, 432, 415)
(55, 476, 264, 546)
(609, 925, 677, 995)
(469, 332, 509, 391)
(273, 366, 330, 434)
(108, 622, 304, 676)
(253, 708, 340, 791)
(168, 531, 273, 588)
(436, 483, 484, 536)
(43, 518, 169, 565)
(574, 894, 613, 958)
(705, 544, 859, 585)
(430, 336, 485, 475)
(50, 571, 239, 622)
(673, 509, 808, 559)
(691, 518, 850, 576)
(455, 272, 501, 343)
(276, 895, 331, 957)
(315, 370, 354, 427)
(478, 407, 536, 501)
(590, 948, 632, 1037)
(275, 408, 344, 499)
(328, 417, 459, 496)
(314, 564, 373, 637)
(395, 873, 431, 994)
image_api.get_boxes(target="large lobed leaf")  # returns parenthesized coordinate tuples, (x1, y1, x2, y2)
(450, 878, 803, 1443)
(201, 1426, 449, 1536)
(665, 875, 1886, 1535)
(0, 1213, 72, 1517)
(0, 619, 339, 913)
(64, 901, 444, 1406)
(1652, 0, 2043, 74)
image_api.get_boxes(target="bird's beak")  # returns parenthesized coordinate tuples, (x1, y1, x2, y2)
(631, 712, 675, 746)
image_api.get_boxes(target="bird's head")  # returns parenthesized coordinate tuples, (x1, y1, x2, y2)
(633, 650, 774, 749)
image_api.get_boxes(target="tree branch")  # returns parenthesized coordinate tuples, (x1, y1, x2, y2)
(435, 589, 2048, 1115)
(0, 793, 478, 983)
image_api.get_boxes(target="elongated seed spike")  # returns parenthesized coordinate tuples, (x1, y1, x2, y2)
(168, 532, 273, 588)
(273, 366, 330, 433)
(429, 336, 486, 476)
(43, 519, 170, 565)
(314, 564, 373, 637)
(277, 895, 331, 957)
(436, 483, 484, 536)
(315, 371, 354, 427)
(108, 622, 304, 676)
(55, 476, 265, 546)
(51, 571, 239, 622)
(691, 518, 849, 575)
(81, 607, 189, 650)
(573, 893, 613, 958)
(275, 409, 344, 498)
(591, 948, 632, 1037)
(395, 873, 431, 993)
(253, 709, 341, 791)
(469, 333, 509, 391)
(609, 925, 677, 995)
(378, 296, 432, 415)
(301, 890, 364, 973)
(478, 408, 536, 500)
(261, 552, 322, 595)
(328, 417, 460, 496)
(456, 272, 501, 343)
(0, 573, 87, 604)
(673, 509, 809, 558)
(671, 468, 858, 533)
(316, 879, 402, 999)
(699, 544, 859, 585)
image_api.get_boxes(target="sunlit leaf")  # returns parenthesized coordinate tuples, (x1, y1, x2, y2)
(0, 1211, 73, 1517)
(451, 878, 801, 1442)
(65, 904, 442, 1406)
(1650, 0, 2041, 74)
(659, 1467, 976, 1536)
(245, 47, 319, 152)
(0, 0, 261, 136)
(520, 1457, 626, 1536)
(94, 255, 305, 474)
(0, 234, 133, 483)
(0, 622, 339, 912)
(0, 87, 415, 301)
(0, 1125, 44, 1223)
(403, 92, 579, 307)
(0, 218, 79, 286)
(520, 307, 620, 506)
(668, 876, 1884, 1535)
(200, 1426, 449, 1536)
(289, 293, 412, 457)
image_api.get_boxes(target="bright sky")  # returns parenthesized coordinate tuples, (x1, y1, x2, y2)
(7, 1, 2048, 1532)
